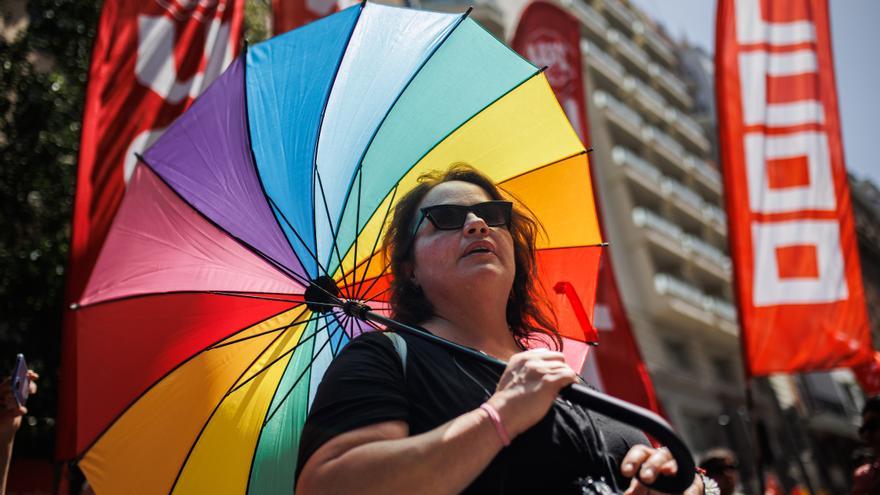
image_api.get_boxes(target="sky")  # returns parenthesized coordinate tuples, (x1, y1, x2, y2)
(629, 0, 880, 186)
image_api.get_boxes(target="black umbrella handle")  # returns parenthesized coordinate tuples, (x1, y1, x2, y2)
(358, 309, 695, 493)
(559, 383, 695, 493)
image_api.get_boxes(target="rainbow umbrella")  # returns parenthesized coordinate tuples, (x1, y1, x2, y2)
(70, 3, 602, 493)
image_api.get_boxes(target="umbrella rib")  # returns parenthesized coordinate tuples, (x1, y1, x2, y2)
(363, 319, 386, 334)
(211, 312, 325, 350)
(266, 195, 333, 282)
(225, 314, 336, 398)
(314, 167, 356, 299)
(210, 289, 352, 310)
(355, 259, 391, 303)
(207, 291, 307, 304)
(166, 310, 319, 494)
(326, 310, 343, 356)
(306, 1, 367, 298)
(357, 282, 393, 307)
(239, 41, 330, 288)
(132, 154, 310, 293)
(352, 184, 399, 300)
(497, 149, 587, 185)
(326, 8, 473, 273)
(377, 67, 544, 185)
(262, 316, 348, 427)
(352, 167, 362, 301)
(265, 195, 349, 308)
(74, 289, 305, 311)
(73, 299, 301, 463)
(331, 309, 356, 356)
(327, 68, 547, 295)
(343, 97, 590, 304)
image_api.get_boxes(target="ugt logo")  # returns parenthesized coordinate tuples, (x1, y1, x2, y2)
(124, 0, 235, 183)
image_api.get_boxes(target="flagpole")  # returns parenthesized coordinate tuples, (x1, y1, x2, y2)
(745, 377, 766, 495)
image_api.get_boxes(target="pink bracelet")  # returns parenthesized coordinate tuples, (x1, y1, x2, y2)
(479, 403, 511, 447)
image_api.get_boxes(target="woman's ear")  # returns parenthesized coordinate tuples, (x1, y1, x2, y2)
(403, 261, 418, 287)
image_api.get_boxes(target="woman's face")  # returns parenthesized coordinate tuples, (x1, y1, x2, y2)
(410, 180, 516, 306)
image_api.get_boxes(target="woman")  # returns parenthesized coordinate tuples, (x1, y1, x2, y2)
(295, 165, 706, 494)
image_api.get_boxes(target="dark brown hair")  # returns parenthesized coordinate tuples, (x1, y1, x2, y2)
(382, 163, 561, 350)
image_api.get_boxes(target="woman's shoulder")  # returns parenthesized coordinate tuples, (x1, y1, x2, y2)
(333, 331, 402, 364)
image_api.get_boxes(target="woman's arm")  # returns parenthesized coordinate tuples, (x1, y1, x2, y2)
(0, 371, 37, 495)
(296, 410, 501, 494)
(296, 349, 577, 495)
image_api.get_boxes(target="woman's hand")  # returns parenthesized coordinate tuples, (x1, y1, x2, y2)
(486, 349, 578, 439)
(1, 370, 38, 435)
(620, 444, 704, 495)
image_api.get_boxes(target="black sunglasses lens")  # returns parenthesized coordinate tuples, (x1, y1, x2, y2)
(472, 202, 511, 226)
(423, 202, 512, 230)
(427, 206, 468, 230)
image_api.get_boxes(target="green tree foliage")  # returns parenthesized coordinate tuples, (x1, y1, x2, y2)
(0, 0, 268, 459)
(245, 0, 272, 43)
(0, 0, 100, 457)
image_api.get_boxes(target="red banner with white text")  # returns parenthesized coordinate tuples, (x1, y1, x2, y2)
(716, 0, 871, 376)
(59, 0, 244, 458)
(512, 1, 588, 141)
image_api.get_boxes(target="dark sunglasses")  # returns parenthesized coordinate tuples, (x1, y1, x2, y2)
(412, 201, 513, 235)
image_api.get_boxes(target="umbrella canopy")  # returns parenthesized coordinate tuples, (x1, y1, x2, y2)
(70, 3, 602, 493)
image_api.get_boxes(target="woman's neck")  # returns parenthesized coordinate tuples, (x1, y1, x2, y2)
(423, 306, 520, 361)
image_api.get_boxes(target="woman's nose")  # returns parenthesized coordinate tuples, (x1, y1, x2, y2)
(463, 212, 489, 235)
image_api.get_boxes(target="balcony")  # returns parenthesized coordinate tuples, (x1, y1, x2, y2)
(632, 207, 687, 256)
(608, 29, 650, 75)
(642, 126, 685, 167)
(663, 177, 704, 219)
(571, 0, 608, 40)
(654, 273, 738, 332)
(581, 41, 626, 87)
(684, 236, 732, 280)
(613, 146, 663, 191)
(708, 297, 737, 322)
(688, 156, 723, 195)
(666, 108, 710, 153)
(602, 0, 637, 32)
(633, 20, 676, 68)
(703, 204, 728, 234)
(625, 76, 666, 121)
(655, 273, 707, 310)
(633, 207, 683, 239)
(634, 207, 731, 279)
(594, 90, 643, 140)
(649, 62, 692, 109)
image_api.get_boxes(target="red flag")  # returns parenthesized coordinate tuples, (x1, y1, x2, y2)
(716, 0, 871, 375)
(59, 0, 244, 459)
(272, 0, 339, 35)
(511, 1, 589, 141)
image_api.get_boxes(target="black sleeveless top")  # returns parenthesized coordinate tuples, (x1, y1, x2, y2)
(296, 331, 649, 493)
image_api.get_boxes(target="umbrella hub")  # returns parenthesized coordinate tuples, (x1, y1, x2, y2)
(305, 275, 340, 313)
